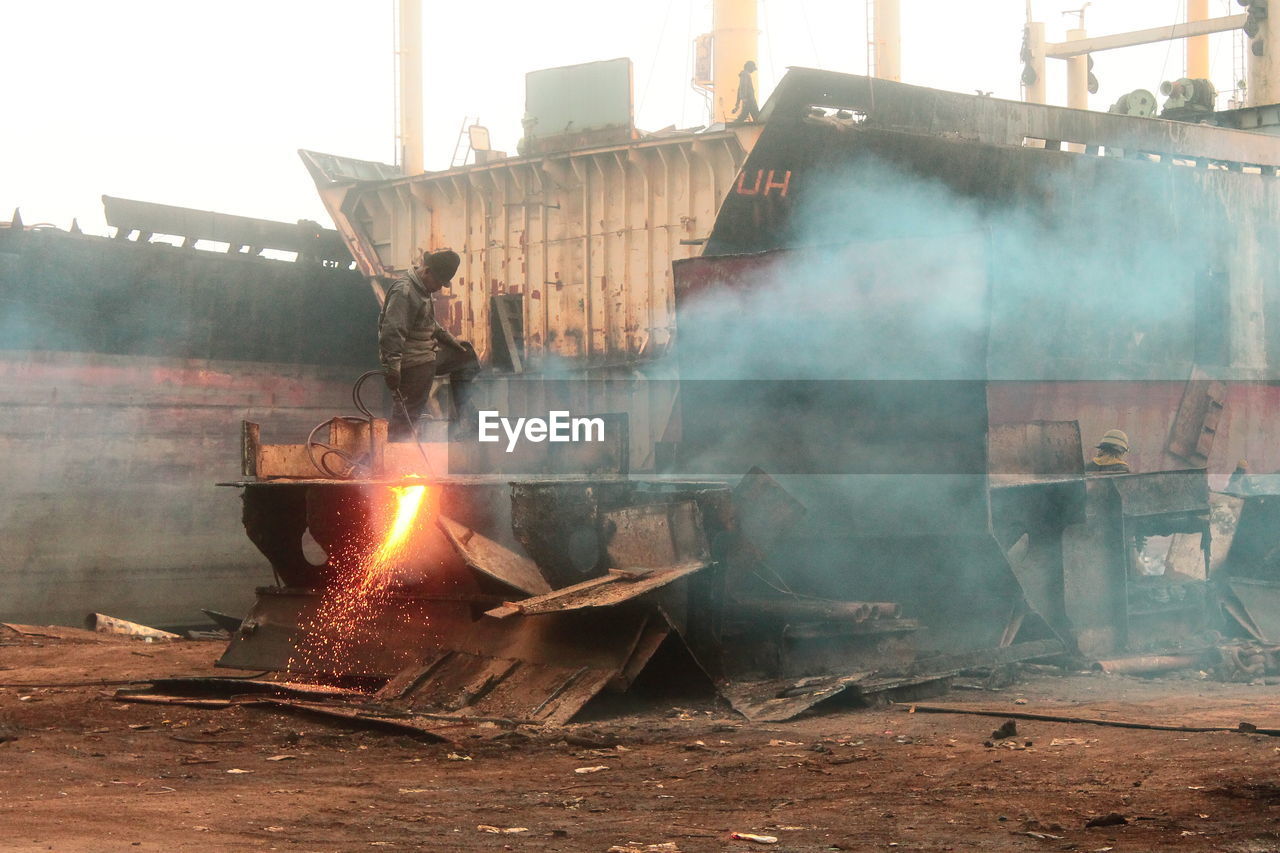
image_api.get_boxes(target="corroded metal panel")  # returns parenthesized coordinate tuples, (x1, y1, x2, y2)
(485, 564, 707, 619)
(437, 514, 550, 596)
(304, 130, 753, 366)
(602, 500, 709, 568)
(1112, 469, 1210, 518)
(988, 421, 1084, 486)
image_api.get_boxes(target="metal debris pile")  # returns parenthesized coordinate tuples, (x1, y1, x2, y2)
(110, 420, 1280, 734)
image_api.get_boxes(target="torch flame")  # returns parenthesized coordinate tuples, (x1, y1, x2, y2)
(359, 485, 427, 592)
(287, 483, 431, 680)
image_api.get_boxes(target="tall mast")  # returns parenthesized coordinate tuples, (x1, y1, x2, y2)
(712, 0, 759, 123)
(397, 0, 424, 174)
(1187, 0, 1210, 79)
(872, 0, 901, 81)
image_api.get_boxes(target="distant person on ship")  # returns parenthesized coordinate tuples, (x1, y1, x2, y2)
(734, 60, 761, 123)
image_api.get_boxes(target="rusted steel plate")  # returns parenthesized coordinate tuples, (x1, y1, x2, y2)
(437, 515, 550, 596)
(1062, 480, 1127, 659)
(1000, 533, 1072, 645)
(381, 608, 661, 725)
(485, 563, 707, 619)
(216, 588, 493, 675)
(1221, 495, 1280, 581)
(375, 652, 453, 701)
(611, 615, 672, 691)
(717, 673, 872, 722)
(1224, 579, 1280, 642)
(510, 480, 634, 588)
(256, 444, 321, 479)
(303, 128, 750, 363)
(389, 652, 614, 725)
(253, 698, 456, 741)
(988, 421, 1084, 485)
(718, 639, 1064, 721)
(1167, 374, 1228, 467)
(732, 469, 806, 557)
(116, 677, 362, 703)
(602, 500, 709, 568)
(121, 696, 235, 708)
(729, 598, 900, 623)
(1111, 469, 1210, 518)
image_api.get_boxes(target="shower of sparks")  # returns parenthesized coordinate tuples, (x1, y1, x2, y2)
(287, 484, 429, 680)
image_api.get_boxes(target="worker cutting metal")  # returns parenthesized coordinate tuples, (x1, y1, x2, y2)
(378, 249, 479, 441)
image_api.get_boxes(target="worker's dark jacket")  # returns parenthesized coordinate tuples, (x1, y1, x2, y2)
(378, 270, 444, 376)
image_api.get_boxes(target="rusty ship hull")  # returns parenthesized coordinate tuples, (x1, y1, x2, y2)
(0, 201, 374, 627)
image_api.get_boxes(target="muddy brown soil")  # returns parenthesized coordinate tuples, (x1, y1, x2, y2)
(4, 628, 1280, 852)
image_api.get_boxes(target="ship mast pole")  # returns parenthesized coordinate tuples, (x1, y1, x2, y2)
(1066, 27, 1089, 110)
(712, 0, 759, 124)
(1187, 0, 1210, 79)
(1063, 5, 1090, 111)
(872, 0, 901, 81)
(1024, 21, 1047, 104)
(396, 0, 424, 175)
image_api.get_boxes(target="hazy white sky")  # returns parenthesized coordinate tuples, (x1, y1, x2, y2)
(0, 1, 1247, 234)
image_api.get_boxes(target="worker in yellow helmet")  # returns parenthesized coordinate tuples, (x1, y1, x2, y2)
(1086, 429, 1131, 474)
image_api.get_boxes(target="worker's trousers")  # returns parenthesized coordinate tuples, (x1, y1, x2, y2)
(390, 345, 481, 441)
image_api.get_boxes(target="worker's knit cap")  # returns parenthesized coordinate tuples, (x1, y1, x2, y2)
(427, 249, 461, 283)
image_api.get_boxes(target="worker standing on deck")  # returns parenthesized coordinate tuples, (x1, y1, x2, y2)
(378, 249, 479, 441)
(1085, 429, 1131, 474)
(733, 60, 761, 123)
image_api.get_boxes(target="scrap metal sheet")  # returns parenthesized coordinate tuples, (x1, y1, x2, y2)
(1112, 469, 1210, 519)
(377, 608, 666, 725)
(485, 563, 707, 619)
(383, 651, 616, 725)
(252, 698, 457, 741)
(733, 467, 806, 556)
(988, 421, 1084, 486)
(1225, 579, 1280, 642)
(719, 640, 1064, 722)
(437, 514, 551, 595)
(217, 589, 492, 675)
(603, 500, 709, 568)
(717, 673, 874, 722)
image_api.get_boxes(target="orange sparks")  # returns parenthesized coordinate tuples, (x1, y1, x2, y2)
(287, 484, 430, 681)
(358, 485, 427, 592)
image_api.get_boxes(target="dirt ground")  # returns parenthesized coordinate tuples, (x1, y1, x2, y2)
(4, 629, 1280, 852)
